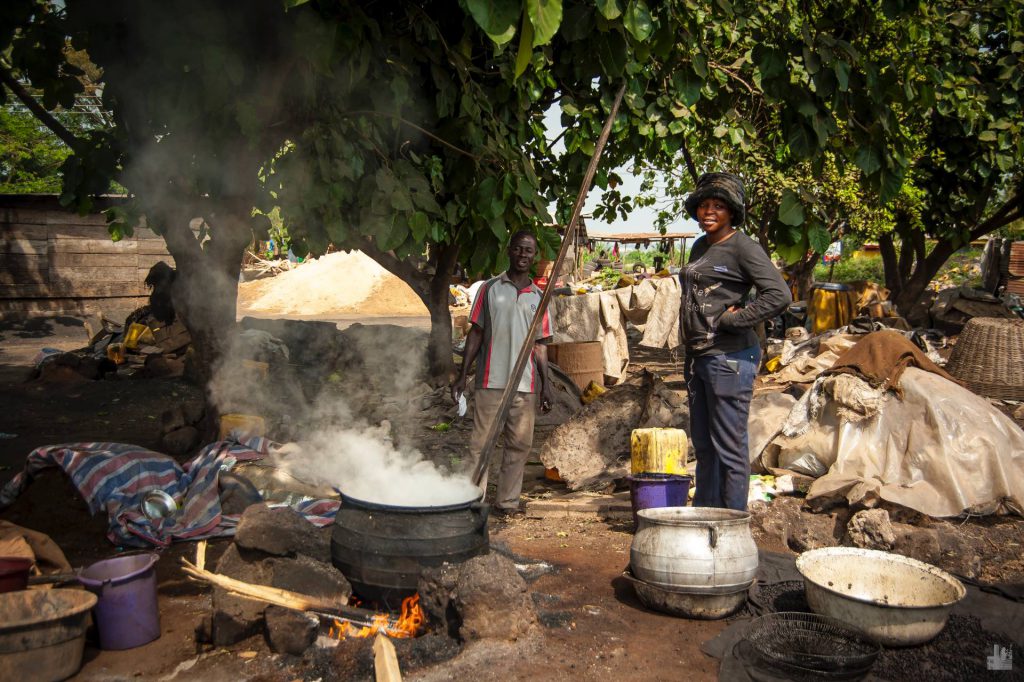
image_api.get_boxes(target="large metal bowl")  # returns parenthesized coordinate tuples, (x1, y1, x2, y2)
(796, 547, 966, 647)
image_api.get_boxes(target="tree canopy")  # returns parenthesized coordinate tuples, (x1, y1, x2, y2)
(2, 0, 1020, 375)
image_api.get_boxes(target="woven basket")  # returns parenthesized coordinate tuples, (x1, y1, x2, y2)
(945, 317, 1024, 400)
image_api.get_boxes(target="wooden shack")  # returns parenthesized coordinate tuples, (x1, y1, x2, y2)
(0, 194, 173, 316)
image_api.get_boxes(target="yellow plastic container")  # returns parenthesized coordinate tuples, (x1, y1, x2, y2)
(124, 323, 155, 349)
(630, 428, 688, 476)
(808, 284, 858, 334)
(218, 414, 266, 440)
(581, 380, 607, 404)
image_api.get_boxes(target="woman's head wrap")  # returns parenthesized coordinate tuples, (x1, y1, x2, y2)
(684, 172, 746, 227)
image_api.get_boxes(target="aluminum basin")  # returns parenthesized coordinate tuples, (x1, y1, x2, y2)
(796, 547, 966, 646)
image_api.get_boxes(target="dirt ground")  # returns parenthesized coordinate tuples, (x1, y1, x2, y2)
(1, 313, 1023, 681)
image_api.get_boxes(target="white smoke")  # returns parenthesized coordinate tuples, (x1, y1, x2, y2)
(208, 325, 478, 507)
(272, 412, 480, 507)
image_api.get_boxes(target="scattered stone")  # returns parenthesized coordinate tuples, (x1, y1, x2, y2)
(267, 553, 351, 603)
(162, 425, 199, 455)
(891, 524, 941, 565)
(234, 503, 331, 563)
(419, 552, 536, 642)
(217, 472, 263, 515)
(846, 509, 896, 550)
(182, 400, 205, 426)
(211, 544, 272, 646)
(749, 496, 842, 553)
(264, 606, 319, 656)
(144, 355, 185, 378)
(160, 406, 186, 434)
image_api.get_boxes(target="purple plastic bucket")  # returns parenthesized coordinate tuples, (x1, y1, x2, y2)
(628, 474, 692, 529)
(78, 552, 160, 650)
(0, 556, 33, 593)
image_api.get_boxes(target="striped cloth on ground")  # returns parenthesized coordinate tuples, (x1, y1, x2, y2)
(0, 436, 340, 547)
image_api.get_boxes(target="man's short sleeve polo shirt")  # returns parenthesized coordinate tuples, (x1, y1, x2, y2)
(468, 272, 553, 393)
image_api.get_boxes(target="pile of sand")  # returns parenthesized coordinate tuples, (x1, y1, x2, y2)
(237, 251, 427, 317)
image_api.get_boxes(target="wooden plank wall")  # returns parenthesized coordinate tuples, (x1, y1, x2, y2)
(0, 197, 174, 315)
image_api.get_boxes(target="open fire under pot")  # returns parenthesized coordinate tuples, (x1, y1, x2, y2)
(330, 491, 490, 612)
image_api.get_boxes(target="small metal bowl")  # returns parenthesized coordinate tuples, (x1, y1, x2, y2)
(141, 490, 178, 520)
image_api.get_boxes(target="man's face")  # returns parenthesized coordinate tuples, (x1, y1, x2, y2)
(508, 236, 538, 275)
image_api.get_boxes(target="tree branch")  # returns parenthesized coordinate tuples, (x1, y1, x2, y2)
(359, 237, 429, 297)
(971, 189, 1024, 240)
(708, 60, 757, 95)
(0, 66, 83, 149)
(342, 110, 481, 161)
(680, 136, 699, 184)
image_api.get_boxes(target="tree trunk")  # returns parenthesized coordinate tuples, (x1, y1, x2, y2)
(784, 251, 818, 301)
(892, 239, 956, 317)
(425, 243, 460, 382)
(153, 202, 250, 386)
(359, 239, 459, 383)
(878, 232, 901, 299)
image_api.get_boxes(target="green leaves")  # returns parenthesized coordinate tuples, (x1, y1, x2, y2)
(752, 46, 787, 80)
(622, 1, 653, 42)
(596, 0, 623, 20)
(596, 30, 628, 77)
(514, 12, 535, 79)
(671, 68, 703, 106)
(465, 0, 520, 45)
(807, 222, 832, 255)
(854, 147, 882, 176)
(777, 190, 805, 226)
(526, 0, 562, 47)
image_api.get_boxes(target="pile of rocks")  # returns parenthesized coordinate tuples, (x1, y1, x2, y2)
(201, 503, 539, 659)
(749, 497, 982, 578)
(199, 503, 350, 654)
(159, 400, 206, 456)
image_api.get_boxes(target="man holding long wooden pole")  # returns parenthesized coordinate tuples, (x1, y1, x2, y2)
(451, 230, 555, 518)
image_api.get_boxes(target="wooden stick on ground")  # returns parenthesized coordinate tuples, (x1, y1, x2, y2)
(374, 634, 402, 682)
(181, 558, 348, 611)
(195, 540, 207, 572)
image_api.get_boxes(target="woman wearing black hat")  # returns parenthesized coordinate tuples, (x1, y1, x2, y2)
(680, 173, 791, 510)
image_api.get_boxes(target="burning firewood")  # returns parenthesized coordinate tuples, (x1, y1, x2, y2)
(180, 558, 426, 639)
(180, 557, 347, 612)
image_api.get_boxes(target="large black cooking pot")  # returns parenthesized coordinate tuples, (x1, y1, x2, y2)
(330, 492, 489, 606)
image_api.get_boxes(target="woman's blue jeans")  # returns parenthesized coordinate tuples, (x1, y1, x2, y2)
(684, 345, 761, 511)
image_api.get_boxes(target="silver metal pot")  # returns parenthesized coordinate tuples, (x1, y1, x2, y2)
(796, 547, 966, 647)
(630, 507, 759, 592)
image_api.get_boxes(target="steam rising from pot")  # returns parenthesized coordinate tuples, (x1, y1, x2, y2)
(272, 416, 480, 507)
(209, 325, 480, 507)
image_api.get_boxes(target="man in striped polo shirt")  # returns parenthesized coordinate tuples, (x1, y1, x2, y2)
(451, 231, 555, 517)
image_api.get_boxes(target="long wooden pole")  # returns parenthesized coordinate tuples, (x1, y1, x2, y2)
(472, 82, 627, 486)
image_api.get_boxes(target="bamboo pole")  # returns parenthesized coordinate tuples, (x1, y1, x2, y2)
(472, 82, 627, 486)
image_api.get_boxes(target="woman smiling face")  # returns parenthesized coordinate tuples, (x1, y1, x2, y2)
(696, 197, 735, 244)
